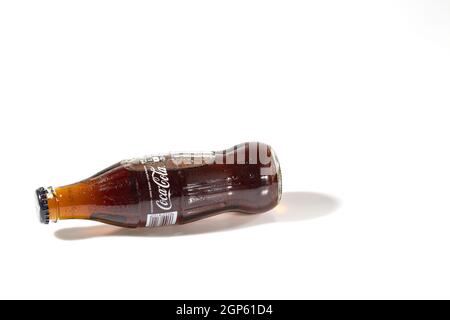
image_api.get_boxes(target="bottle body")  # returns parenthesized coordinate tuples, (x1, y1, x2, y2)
(37, 142, 282, 228)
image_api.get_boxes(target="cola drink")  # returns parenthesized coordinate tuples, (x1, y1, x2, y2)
(36, 142, 282, 228)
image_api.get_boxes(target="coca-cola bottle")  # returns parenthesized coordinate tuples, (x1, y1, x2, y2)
(36, 142, 282, 228)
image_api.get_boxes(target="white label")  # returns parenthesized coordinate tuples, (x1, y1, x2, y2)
(149, 165, 173, 211)
(146, 211, 178, 227)
(140, 155, 174, 216)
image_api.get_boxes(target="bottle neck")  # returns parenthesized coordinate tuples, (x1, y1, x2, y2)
(47, 183, 93, 222)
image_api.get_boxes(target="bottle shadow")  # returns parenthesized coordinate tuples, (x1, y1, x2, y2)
(54, 192, 340, 240)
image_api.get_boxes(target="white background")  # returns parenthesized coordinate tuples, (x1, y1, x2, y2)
(0, 0, 449, 299)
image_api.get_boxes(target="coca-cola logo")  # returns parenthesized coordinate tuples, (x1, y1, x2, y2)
(150, 166, 172, 211)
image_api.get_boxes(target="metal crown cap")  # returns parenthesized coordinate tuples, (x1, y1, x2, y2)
(36, 187, 50, 224)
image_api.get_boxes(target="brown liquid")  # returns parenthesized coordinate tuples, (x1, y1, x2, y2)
(45, 142, 282, 228)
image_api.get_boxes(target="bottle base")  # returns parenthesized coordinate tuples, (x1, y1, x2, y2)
(272, 149, 283, 203)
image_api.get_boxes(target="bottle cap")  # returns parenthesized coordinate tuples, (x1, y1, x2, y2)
(35, 187, 50, 224)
